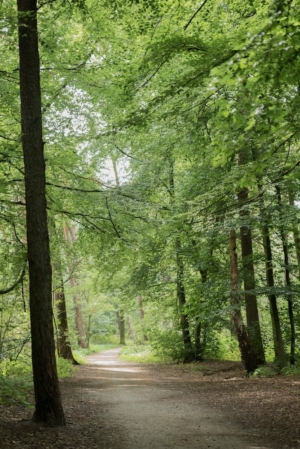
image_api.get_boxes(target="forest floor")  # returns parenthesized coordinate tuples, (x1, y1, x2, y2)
(0, 348, 300, 449)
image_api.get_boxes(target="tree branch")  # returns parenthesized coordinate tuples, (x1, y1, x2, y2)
(106, 197, 122, 239)
(184, 0, 209, 31)
(0, 266, 26, 295)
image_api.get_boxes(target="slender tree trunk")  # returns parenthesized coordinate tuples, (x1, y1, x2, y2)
(252, 146, 287, 368)
(238, 186, 265, 365)
(261, 222, 286, 367)
(194, 321, 202, 360)
(138, 295, 148, 342)
(17, 0, 65, 425)
(86, 315, 92, 348)
(229, 229, 257, 373)
(288, 189, 300, 276)
(63, 224, 87, 349)
(117, 309, 126, 345)
(176, 237, 194, 362)
(276, 185, 295, 365)
(193, 267, 208, 361)
(169, 160, 194, 362)
(70, 286, 87, 349)
(55, 279, 78, 364)
(127, 316, 134, 340)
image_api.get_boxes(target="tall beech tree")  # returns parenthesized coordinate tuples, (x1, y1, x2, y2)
(17, 0, 65, 425)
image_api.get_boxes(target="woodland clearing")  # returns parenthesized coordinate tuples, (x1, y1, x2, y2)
(0, 348, 299, 449)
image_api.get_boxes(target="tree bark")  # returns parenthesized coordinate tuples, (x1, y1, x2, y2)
(17, 0, 65, 425)
(229, 229, 257, 373)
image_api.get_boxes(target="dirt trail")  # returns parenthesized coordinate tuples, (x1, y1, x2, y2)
(4, 347, 297, 448)
(74, 348, 271, 449)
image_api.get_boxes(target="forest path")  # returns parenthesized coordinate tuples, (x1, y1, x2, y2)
(71, 347, 271, 449)
(3, 347, 296, 448)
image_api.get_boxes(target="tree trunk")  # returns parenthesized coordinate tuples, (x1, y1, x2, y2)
(193, 267, 208, 361)
(251, 147, 286, 367)
(138, 295, 148, 342)
(261, 222, 287, 367)
(288, 189, 300, 277)
(194, 321, 203, 361)
(117, 309, 126, 345)
(238, 186, 265, 365)
(55, 279, 78, 364)
(169, 160, 194, 362)
(276, 185, 295, 365)
(127, 316, 134, 340)
(176, 237, 194, 362)
(17, 0, 65, 425)
(229, 229, 257, 373)
(63, 224, 87, 349)
(86, 315, 91, 349)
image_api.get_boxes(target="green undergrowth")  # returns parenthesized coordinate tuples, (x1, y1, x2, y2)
(73, 343, 121, 363)
(0, 342, 121, 407)
(251, 363, 300, 377)
(120, 343, 172, 363)
(0, 349, 85, 407)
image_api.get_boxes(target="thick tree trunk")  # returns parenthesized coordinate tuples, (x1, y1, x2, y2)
(238, 186, 265, 365)
(55, 279, 78, 364)
(17, 0, 65, 425)
(229, 230, 257, 373)
(276, 185, 295, 365)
